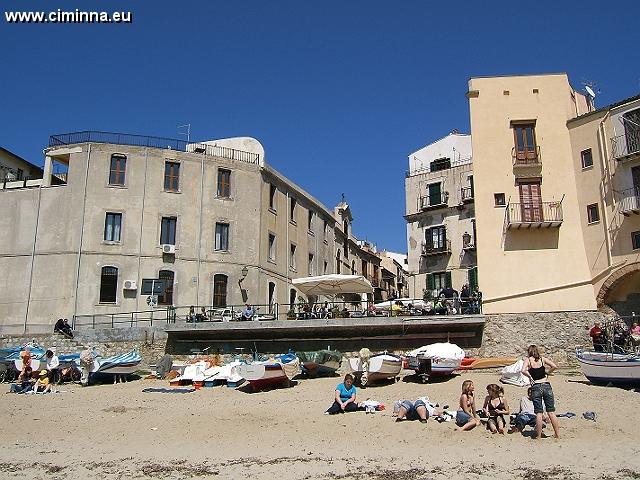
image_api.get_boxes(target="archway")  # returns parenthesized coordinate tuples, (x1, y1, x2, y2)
(597, 262, 640, 316)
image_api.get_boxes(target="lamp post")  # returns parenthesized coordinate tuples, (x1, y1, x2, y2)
(239, 266, 249, 303)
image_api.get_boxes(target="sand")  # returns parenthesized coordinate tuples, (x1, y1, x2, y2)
(0, 369, 639, 480)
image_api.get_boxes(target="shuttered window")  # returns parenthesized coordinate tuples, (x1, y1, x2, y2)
(213, 274, 228, 307)
(519, 182, 542, 222)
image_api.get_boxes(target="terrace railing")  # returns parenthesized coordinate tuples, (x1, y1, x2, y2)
(49, 131, 260, 165)
(612, 131, 640, 159)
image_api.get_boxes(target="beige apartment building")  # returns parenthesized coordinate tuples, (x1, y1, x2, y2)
(404, 132, 477, 300)
(468, 73, 639, 314)
(0, 132, 389, 332)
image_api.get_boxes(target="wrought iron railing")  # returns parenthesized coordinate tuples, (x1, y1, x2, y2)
(49, 131, 261, 165)
(512, 146, 541, 166)
(461, 186, 473, 201)
(419, 193, 447, 209)
(505, 200, 564, 226)
(421, 239, 451, 255)
(406, 157, 472, 177)
(612, 131, 640, 159)
(617, 186, 640, 213)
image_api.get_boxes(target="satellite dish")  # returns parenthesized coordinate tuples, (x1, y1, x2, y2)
(585, 85, 596, 98)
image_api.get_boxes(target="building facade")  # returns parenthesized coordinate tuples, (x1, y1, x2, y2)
(469, 73, 639, 314)
(404, 132, 477, 300)
(0, 132, 389, 332)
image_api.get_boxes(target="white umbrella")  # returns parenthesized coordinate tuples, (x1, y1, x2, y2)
(291, 274, 373, 296)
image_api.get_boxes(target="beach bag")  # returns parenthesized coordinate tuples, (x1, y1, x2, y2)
(500, 359, 529, 387)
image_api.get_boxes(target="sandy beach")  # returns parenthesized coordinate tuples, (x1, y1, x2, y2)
(1, 369, 639, 480)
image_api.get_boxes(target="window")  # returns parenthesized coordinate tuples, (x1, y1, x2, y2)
(99, 266, 118, 303)
(494, 193, 506, 207)
(519, 182, 543, 222)
(430, 157, 451, 172)
(158, 270, 174, 305)
(581, 149, 593, 169)
(425, 226, 447, 250)
(104, 212, 122, 242)
(426, 271, 451, 292)
(289, 288, 297, 308)
(323, 261, 328, 274)
(160, 217, 177, 245)
(290, 198, 297, 223)
(632, 231, 640, 250)
(215, 222, 229, 251)
(164, 161, 180, 192)
(213, 274, 228, 307)
(344, 240, 349, 259)
(361, 260, 367, 276)
(309, 253, 315, 276)
(336, 250, 341, 274)
(217, 169, 231, 198)
(269, 184, 277, 210)
(16, 168, 24, 181)
(268, 282, 276, 312)
(323, 220, 328, 242)
(587, 204, 600, 224)
(109, 154, 126, 186)
(290, 243, 297, 270)
(308, 211, 314, 232)
(351, 260, 355, 275)
(512, 122, 537, 160)
(427, 182, 443, 206)
(268, 233, 276, 261)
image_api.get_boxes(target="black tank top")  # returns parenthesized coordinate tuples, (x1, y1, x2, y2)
(529, 358, 546, 381)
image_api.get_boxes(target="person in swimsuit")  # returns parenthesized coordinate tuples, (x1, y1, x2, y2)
(455, 379, 481, 431)
(483, 384, 509, 434)
(522, 345, 560, 439)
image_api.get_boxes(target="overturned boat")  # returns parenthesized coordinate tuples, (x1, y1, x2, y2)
(297, 350, 342, 377)
(348, 350, 402, 386)
(235, 352, 300, 390)
(91, 350, 143, 375)
(406, 343, 465, 381)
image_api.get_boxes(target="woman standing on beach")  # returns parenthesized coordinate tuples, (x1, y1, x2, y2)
(521, 345, 560, 439)
(455, 380, 481, 431)
(325, 373, 358, 414)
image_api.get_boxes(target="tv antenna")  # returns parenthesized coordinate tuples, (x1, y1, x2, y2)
(581, 80, 600, 109)
(177, 123, 191, 142)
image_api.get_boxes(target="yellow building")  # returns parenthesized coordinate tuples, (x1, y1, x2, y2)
(468, 73, 623, 314)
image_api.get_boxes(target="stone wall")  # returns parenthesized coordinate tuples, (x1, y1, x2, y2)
(466, 310, 618, 365)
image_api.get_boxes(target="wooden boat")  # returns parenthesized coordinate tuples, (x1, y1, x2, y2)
(348, 352, 402, 386)
(457, 357, 517, 370)
(235, 353, 300, 390)
(406, 343, 464, 378)
(576, 348, 640, 386)
(297, 350, 342, 377)
(92, 350, 142, 375)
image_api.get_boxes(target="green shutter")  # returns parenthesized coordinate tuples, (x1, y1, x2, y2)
(429, 182, 442, 205)
(445, 271, 452, 288)
(468, 267, 478, 290)
(426, 273, 435, 290)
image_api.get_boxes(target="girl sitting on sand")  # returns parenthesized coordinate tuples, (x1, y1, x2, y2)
(483, 384, 509, 434)
(325, 373, 358, 414)
(455, 380, 481, 431)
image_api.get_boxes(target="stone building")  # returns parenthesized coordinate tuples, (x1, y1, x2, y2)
(0, 132, 389, 332)
(404, 132, 477, 299)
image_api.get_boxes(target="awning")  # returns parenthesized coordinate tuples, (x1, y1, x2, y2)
(291, 274, 373, 296)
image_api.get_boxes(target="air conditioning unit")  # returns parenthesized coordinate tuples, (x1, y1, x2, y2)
(162, 244, 176, 254)
(123, 280, 137, 290)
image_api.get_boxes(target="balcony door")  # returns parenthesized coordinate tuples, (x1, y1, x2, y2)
(633, 166, 640, 192)
(623, 109, 640, 155)
(513, 123, 537, 162)
(519, 182, 543, 222)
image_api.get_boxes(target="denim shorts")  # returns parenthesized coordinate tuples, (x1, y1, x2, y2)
(456, 410, 472, 426)
(402, 399, 428, 420)
(531, 382, 555, 413)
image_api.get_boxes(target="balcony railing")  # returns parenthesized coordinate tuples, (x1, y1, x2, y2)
(512, 146, 541, 166)
(419, 193, 448, 210)
(462, 233, 476, 250)
(406, 157, 472, 177)
(617, 186, 640, 215)
(461, 186, 474, 201)
(49, 131, 261, 165)
(612, 131, 640, 160)
(505, 199, 563, 229)
(421, 239, 451, 255)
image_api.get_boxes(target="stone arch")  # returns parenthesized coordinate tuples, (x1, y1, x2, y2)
(596, 262, 640, 307)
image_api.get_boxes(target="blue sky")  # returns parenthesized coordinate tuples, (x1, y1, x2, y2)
(2, 0, 639, 252)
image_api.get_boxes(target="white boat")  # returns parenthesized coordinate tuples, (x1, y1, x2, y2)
(204, 360, 245, 387)
(235, 353, 300, 390)
(91, 350, 142, 375)
(576, 348, 640, 386)
(348, 352, 402, 385)
(406, 343, 465, 378)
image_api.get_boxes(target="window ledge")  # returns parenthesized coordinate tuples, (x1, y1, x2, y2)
(107, 184, 127, 189)
(267, 258, 277, 265)
(101, 241, 122, 246)
(581, 165, 594, 171)
(216, 196, 234, 201)
(214, 249, 231, 254)
(494, 204, 506, 208)
(163, 189, 182, 194)
(289, 220, 297, 226)
(96, 302, 119, 306)
(308, 230, 315, 236)
(587, 220, 600, 225)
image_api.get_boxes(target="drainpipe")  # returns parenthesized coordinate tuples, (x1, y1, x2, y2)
(136, 148, 149, 311)
(195, 152, 204, 306)
(24, 177, 44, 333)
(72, 144, 92, 323)
(596, 111, 613, 269)
(285, 190, 290, 306)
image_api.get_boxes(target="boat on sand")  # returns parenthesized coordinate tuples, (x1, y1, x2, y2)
(576, 348, 640, 387)
(348, 350, 402, 386)
(235, 353, 300, 390)
(297, 350, 342, 377)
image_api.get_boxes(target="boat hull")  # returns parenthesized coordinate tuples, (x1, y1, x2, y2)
(407, 355, 461, 376)
(236, 357, 300, 389)
(349, 354, 402, 383)
(576, 350, 640, 386)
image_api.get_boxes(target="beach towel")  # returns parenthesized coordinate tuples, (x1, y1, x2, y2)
(500, 359, 529, 387)
(142, 387, 195, 394)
